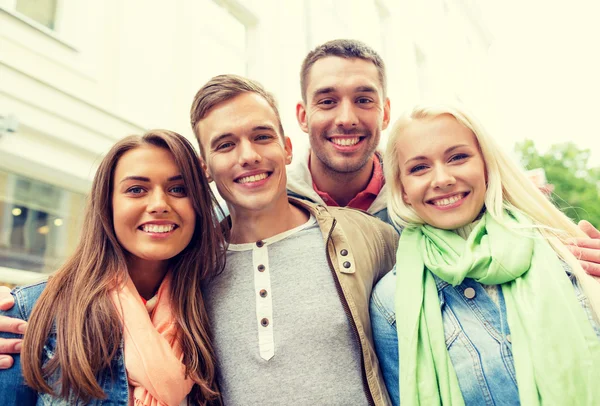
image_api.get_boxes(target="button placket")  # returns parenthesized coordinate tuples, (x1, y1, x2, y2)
(253, 243, 274, 360)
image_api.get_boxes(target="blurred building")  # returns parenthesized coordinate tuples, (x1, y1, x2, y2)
(0, 0, 492, 285)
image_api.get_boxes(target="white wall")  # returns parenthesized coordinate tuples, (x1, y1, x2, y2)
(0, 0, 490, 280)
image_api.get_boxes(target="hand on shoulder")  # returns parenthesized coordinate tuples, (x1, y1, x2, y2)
(0, 285, 26, 369)
(568, 220, 600, 277)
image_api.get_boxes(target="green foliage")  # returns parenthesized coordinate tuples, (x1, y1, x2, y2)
(515, 139, 600, 229)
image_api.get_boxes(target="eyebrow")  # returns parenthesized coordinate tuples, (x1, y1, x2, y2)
(355, 85, 377, 94)
(312, 85, 378, 98)
(403, 144, 469, 165)
(119, 175, 182, 184)
(210, 133, 234, 150)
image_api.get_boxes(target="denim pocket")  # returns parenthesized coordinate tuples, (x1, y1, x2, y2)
(439, 290, 460, 348)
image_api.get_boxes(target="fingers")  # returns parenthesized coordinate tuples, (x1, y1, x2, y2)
(566, 237, 600, 250)
(568, 244, 600, 276)
(0, 338, 22, 354)
(0, 355, 14, 369)
(0, 286, 15, 311)
(579, 260, 600, 277)
(578, 220, 600, 239)
(0, 315, 27, 335)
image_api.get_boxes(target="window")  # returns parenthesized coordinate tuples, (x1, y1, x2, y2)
(0, 0, 59, 30)
(0, 169, 85, 278)
(15, 0, 57, 29)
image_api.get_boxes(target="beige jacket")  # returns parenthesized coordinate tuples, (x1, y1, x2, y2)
(292, 197, 399, 406)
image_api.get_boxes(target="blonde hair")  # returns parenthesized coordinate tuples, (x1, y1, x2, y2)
(385, 103, 600, 317)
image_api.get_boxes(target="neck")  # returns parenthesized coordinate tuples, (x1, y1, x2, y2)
(127, 257, 169, 300)
(309, 151, 375, 206)
(228, 196, 309, 244)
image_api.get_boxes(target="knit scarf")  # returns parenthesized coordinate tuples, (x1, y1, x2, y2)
(111, 272, 193, 406)
(395, 210, 600, 405)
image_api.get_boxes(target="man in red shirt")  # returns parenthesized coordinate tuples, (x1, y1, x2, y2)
(287, 39, 391, 222)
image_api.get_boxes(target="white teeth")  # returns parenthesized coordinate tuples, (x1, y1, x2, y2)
(431, 194, 464, 207)
(331, 137, 360, 146)
(237, 173, 268, 184)
(142, 224, 176, 233)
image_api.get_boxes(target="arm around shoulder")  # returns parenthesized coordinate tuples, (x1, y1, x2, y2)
(0, 286, 40, 404)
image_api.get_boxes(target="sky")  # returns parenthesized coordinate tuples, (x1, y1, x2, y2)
(479, 0, 600, 167)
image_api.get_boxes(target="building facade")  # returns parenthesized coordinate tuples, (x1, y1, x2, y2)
(0, 0, 492, 285)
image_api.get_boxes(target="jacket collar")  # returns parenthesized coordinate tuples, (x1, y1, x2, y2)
(286, 147, 388, 216)
(289, 197, 356, 274)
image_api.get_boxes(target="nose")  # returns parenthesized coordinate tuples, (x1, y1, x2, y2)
(431, 165, 456, 189)
(147, 189, 171, 214)
(334, 99, 359, 129)
(238, 139, 262, 166)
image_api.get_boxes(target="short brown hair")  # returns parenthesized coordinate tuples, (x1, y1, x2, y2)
(190, 74, 285, 157)
(300, 39, 387, 102)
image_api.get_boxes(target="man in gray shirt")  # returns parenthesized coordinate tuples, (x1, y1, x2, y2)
(190, 74, 398, 404)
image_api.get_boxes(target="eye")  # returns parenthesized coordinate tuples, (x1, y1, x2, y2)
(317, 99, 336, 106)
(356, 97, 373, 104)
(216, 141, 234, 151)
(255, 134, 274, 141)
(126, 186, 146, 195)
(449, 153, 469, 162)
(169, 185, 187, 196)
(409, 164, 428, 174)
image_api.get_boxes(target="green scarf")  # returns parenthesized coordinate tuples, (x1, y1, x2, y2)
(395, 210, 600, 405)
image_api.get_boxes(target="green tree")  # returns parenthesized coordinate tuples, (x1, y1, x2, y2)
(515, 139, 600, 229)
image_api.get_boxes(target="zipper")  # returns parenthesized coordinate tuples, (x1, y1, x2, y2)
(325, 218, 376, 406)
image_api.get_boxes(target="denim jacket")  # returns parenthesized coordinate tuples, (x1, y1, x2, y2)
(0, 281, 129, 405)
(370, 266, 600, 406)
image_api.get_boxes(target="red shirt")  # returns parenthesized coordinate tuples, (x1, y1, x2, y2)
(311, 154, 384, 211)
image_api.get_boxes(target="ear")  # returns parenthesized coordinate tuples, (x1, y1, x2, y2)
(200, 158, 213, 183)
(381, 97, 391, 130)
(284, 136, 293, 165)
(296, 102, 309, 134)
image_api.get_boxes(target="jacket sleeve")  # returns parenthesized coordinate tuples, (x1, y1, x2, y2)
(374, 221, 400, 283)
(0, 286, 42, 404)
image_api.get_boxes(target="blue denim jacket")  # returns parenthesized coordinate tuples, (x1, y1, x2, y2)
(0, 281, 129, 405)
(370, 266, 600, 406)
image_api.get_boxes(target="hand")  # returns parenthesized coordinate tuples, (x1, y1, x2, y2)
(0, 286, 25, 369)
(567, 220, 600, 277)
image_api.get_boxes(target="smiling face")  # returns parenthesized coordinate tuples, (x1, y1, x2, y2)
(396, 114, 487, 230)
(297, 56, 390, 175)
(197, 92, 292, 216)
(112, 145, 196, 263)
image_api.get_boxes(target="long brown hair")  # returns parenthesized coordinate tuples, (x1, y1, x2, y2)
(21, 130, 227, 404)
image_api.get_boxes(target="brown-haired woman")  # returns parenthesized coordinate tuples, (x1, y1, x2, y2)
(0, 130, 226, 405)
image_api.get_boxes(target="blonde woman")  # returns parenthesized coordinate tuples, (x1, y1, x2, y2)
(370, 104, 600, 405)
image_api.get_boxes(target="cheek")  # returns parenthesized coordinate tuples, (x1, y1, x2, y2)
(180, 204, 197, 239)
(399, 178, 415, 205)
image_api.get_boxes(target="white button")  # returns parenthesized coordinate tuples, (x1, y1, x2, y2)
(464, 287, 476, 299)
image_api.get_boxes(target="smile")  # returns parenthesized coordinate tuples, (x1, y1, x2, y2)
(428, 193, 468, 207)
(236, 172, 270, 184)
(329, 137, 361, 146)
(139, 224, 177, 233)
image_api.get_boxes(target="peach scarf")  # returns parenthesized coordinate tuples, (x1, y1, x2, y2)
(111, 272, 193, 406)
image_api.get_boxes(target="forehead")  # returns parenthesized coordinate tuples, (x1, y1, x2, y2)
(398, 115, 479, 158)
(197, 92, 280, 145)
(114, 145, 177, 176)
(306, 56, 383, 98)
